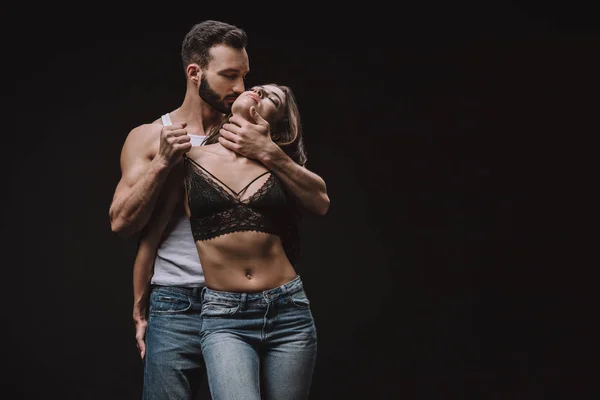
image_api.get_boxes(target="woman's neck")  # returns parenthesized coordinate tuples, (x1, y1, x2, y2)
(203, 143, 245, 161)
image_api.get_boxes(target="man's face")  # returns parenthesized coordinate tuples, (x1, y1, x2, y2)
(198, 45, 249, 113)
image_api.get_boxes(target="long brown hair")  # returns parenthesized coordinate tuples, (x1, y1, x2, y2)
(202, 84, 308, 166)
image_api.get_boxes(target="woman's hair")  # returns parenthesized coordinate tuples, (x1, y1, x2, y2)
(202, 84, 308, 166)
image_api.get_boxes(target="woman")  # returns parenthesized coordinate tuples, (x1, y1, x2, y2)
(136, 84, 321, 400)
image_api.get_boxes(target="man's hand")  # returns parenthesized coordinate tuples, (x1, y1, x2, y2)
(218, 107, 275, 161)
(133, 313, 148, 359)
(158, 122, 191, 167)
(220, 106, 330, 215)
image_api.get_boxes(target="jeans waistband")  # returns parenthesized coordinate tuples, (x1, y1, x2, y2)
(151, 284, 204, 300)
(202, 275, 304, 304)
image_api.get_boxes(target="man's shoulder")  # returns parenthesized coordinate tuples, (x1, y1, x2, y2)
(121, 121, 163, 158)
(126, 121, 163, 146)
(130, 120, 162, 138)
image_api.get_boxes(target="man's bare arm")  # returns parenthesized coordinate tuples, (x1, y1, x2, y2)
(261, 142, 330, 216)
(132, 176, 184, 358)
(219, 108, 330, 216)
(131, 233, 155, 359)
(109, 122, 191, 238)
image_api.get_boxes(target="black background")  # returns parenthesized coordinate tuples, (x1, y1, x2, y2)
(2, 2, 598, 399)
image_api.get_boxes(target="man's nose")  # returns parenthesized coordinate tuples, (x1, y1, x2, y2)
(233, 78, 245, 94)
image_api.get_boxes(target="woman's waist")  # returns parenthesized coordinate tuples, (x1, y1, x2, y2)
(196, 230, 285, 260)
(203, 268, 302, 296)
(202, 275, 305, 301)
(200, 256, 296, 293)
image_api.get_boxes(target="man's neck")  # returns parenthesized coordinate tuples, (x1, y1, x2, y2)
(171, 90, 224, 136)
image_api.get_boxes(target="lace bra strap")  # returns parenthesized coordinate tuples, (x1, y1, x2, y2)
(184, 155, 239, 195)
(236, 171, 271, 197)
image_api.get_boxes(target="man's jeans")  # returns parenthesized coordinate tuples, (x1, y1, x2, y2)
(200, 275, 318, 400)
(142, 285, 205, 400)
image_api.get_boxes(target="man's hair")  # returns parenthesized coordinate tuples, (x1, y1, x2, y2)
(181, 20, 248, 70)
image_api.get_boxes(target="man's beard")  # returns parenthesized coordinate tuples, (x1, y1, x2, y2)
(199, 76, 233, 114)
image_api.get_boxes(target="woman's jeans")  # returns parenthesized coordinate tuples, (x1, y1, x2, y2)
(200, 275, 318, 400)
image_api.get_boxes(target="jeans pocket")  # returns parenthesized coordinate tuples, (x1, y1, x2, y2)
(288, 290, 311, 309)
(150, 292, 192, 314)
(201, 300, 240, 317)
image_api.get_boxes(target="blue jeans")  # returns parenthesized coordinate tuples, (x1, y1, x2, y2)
(142, 285, 205, 400)
(200, 275, 318, 400)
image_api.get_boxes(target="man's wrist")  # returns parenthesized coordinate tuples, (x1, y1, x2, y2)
(151, 154, 172, 172)
(133, 309, 147, 320)
(260, 141, 283, 167)
(133, 301, 148, 319)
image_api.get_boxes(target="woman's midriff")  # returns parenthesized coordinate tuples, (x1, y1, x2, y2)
(196, 231, 297, 292)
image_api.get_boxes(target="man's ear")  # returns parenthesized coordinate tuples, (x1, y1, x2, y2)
(186, 63, 202, 84)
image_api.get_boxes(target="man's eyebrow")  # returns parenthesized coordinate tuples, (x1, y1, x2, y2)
(219, 68, 241, 74)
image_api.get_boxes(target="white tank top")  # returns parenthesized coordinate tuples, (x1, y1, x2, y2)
(150, 113, 205, 287)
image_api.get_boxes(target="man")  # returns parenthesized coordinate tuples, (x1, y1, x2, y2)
(109, 20, 330, 399)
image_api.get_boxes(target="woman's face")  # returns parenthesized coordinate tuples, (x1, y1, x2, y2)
(231, 85, 286, 124)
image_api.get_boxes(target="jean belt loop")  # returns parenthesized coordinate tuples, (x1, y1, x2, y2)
(240, 293, 248, 311)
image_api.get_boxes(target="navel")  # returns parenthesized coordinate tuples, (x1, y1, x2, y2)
(245, 268, 253, 279)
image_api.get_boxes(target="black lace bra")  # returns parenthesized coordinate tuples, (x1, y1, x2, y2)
(183, 155, 301, 263)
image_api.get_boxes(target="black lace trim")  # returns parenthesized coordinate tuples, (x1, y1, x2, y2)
(185, 156, 275, 204)
(183, 156, 303, 266)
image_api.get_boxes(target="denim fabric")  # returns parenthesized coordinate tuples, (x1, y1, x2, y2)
(200, 276, 318, 400)
(142, 285, 205, 400)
